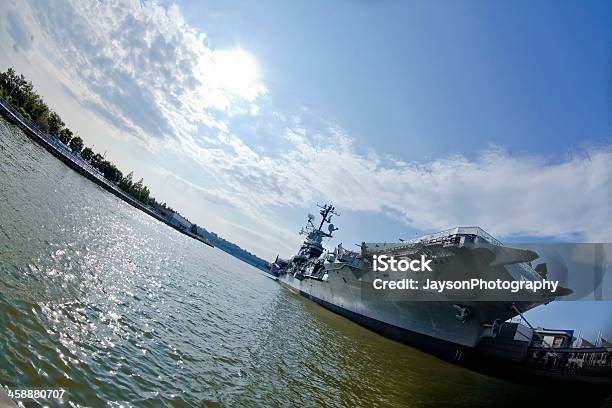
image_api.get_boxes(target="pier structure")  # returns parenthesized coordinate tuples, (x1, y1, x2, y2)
(476, 321, 612, 386)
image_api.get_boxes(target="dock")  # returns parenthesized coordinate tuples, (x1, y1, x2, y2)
(473, 321, 612, 394)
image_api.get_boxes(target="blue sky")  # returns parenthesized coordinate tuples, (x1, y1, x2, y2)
(185, 0, 612, 160)
(0, 0, 610, 339)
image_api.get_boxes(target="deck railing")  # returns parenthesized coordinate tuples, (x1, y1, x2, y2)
(407, 226, 503, 246)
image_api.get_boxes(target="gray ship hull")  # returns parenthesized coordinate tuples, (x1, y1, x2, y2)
(278, 260, 542, 362)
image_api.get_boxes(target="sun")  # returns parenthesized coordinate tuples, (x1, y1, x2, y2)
(208, 48, 264, 101)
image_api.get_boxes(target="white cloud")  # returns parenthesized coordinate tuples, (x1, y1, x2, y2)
(2, 0, 266, 149)
(183, 124, 612, 245)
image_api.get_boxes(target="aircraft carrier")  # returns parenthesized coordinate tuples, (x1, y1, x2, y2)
(271, 204, 570, 362)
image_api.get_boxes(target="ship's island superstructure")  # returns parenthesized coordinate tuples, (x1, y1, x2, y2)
(271, 204, 570, 362)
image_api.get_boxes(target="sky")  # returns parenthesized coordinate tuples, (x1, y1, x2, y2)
(0, 0, 610, 339)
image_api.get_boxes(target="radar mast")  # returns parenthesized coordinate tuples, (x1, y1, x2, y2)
(316, 203, 339, 237)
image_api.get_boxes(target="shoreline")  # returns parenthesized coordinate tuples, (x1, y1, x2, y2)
(0, 98, 213, 248)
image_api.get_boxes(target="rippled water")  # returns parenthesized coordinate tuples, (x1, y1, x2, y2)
(0, 117, 598, 407)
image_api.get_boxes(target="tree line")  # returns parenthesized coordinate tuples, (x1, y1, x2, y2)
(0, 68, 159, 207)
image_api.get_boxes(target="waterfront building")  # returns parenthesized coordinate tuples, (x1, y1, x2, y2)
(531, 328, 574, 349)
(149, 202, 192, 231)
(168, 212, 192, 231)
